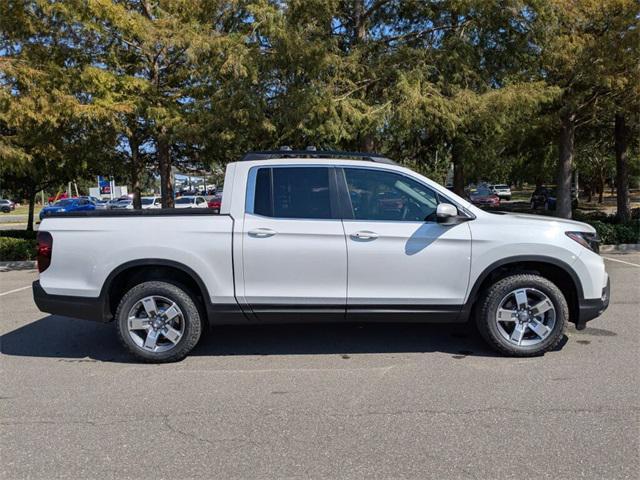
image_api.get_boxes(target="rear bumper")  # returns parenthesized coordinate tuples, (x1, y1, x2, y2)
(577, 276, 610, 327)
(32, 281, 111, 322)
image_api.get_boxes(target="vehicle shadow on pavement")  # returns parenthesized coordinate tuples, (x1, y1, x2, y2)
(0, 315, 568, 363)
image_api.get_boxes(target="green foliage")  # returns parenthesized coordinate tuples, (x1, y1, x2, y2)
(0, 230, 38, 240)
(573, 210, 640, 244)
(0, 237, 37, 261)
(0, 0, 637, 212)
(588, 221, 639, 245)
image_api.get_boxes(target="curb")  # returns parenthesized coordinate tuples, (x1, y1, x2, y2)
(600, 243, 640, 253)
(0, 260, 37, 272)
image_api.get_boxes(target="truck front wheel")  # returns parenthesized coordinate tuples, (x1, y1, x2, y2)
(115, 281, 203, 362)
(476, 274, 567, 356)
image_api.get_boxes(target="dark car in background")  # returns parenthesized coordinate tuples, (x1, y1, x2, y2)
(469, 186, 500, 207)
(531, 186, 578, 211)
(39, 197, 96, 220)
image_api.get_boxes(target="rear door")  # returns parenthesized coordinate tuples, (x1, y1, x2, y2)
(339, 167, 472, 320)
(241, 166, 347, 320)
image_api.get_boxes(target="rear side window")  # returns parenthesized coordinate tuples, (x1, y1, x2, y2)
(253, 167, 332, 219)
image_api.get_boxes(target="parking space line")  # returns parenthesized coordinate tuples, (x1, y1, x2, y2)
(0, 285, 31, 297)
(602, 256, 640, 268)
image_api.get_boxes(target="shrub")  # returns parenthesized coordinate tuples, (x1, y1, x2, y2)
(0, 237, 37, 261)
(0, 230, 38, 240)
(589, 220, 639, 245)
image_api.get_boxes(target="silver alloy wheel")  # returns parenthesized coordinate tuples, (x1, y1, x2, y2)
(495, 288, 556, 347)
(127, 295, 185, 353)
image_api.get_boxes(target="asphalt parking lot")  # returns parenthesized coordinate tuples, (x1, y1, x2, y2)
(1, 253, 638, 479)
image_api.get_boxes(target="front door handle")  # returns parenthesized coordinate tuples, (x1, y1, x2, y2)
(248, 228, 277, 238)
(351, 230, 379, 240)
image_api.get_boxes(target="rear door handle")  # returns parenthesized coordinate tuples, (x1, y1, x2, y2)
(248, 228, 277, 238)
(351, 230, 379, 240)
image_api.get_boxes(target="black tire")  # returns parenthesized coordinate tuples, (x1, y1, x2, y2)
(476, 274, 567, 356)
(115, 281, 203, 363)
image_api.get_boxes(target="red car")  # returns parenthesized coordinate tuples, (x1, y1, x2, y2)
(207, 194, 222, 213)
(469, 186, 500, 207)
(48, 192, 70, 203)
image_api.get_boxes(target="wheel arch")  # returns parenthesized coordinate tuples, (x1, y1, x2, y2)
(101, 259, 212, 320)
(462, 255, 583, 325)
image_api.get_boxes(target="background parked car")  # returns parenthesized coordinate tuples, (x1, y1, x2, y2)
(94, 199, 109, 209)
(530, 186, 578, 211)
(207, 194, 222, 213)
(39, 197, 95, 220)
(175, 195, 208, 208)
(48, 192, 69, 203)
(141, 196, 162, 209)
(104, 196, 130, 209)
(489, 184, 512, 200)
(468, 186, 500, 207)
(111, 199, 133, 210)
(0, 199, 16, 213)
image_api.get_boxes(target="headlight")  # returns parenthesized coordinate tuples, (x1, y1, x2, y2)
(58, 208, 66, 212)
(566, 231, 600, 253)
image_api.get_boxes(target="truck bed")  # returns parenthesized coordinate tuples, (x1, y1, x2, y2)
(38, 212, 235, 306)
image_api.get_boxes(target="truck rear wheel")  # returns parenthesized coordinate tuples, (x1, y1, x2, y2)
(115, 281, 202, 363)
(476, 274, 567, 356)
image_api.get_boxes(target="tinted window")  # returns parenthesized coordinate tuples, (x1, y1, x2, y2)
(254, 168, 273, 216)
(344, 168, 439, 221)
(176, 197, 193, 205)
(253, 167, 332, 219)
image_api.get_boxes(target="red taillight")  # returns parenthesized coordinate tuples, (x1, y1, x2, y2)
(36, 231, 53, 273)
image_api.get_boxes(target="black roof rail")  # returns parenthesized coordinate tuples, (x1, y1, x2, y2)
(240, 150, 397, 165)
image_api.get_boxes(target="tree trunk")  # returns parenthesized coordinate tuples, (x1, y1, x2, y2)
(614, 114, 631, 222)
(158, 131, 174, 208)
(597, 174, 605, 204)
(353, 0, 367, 44)
(452, 141, 465, 196)
(26, 183, 36, 232)
(556, 112, 575, 219)
(130, 135, 142, 210)
(360, 135, 374, 153)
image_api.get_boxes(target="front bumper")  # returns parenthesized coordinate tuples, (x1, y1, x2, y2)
(576, 276, 610, 329)
(32, 280, 111, 322)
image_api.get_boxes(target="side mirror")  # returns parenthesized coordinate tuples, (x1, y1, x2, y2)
(436, 203, 458, 222)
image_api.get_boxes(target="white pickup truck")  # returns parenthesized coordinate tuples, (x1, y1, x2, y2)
(33, 150, 610, 362)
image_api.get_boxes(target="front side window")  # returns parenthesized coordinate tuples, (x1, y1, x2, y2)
(344, 168, 439, 221)
(253, 167, 332, 219)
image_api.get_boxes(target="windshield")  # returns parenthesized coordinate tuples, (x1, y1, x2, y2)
(175, 197, 192, 204)
(141, 198, 155, 205)
(494, 185, 508, 189)
(475, 187, 493, 196)
(54, 199, 74, 207)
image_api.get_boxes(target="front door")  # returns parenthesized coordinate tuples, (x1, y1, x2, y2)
(242, 166, 347, 321)
(340, 167, 472, 321)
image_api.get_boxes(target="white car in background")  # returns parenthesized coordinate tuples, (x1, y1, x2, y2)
(175, 196, 208, 209)
(490, 184, 512, 200)
(141, 197, 162, 209)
